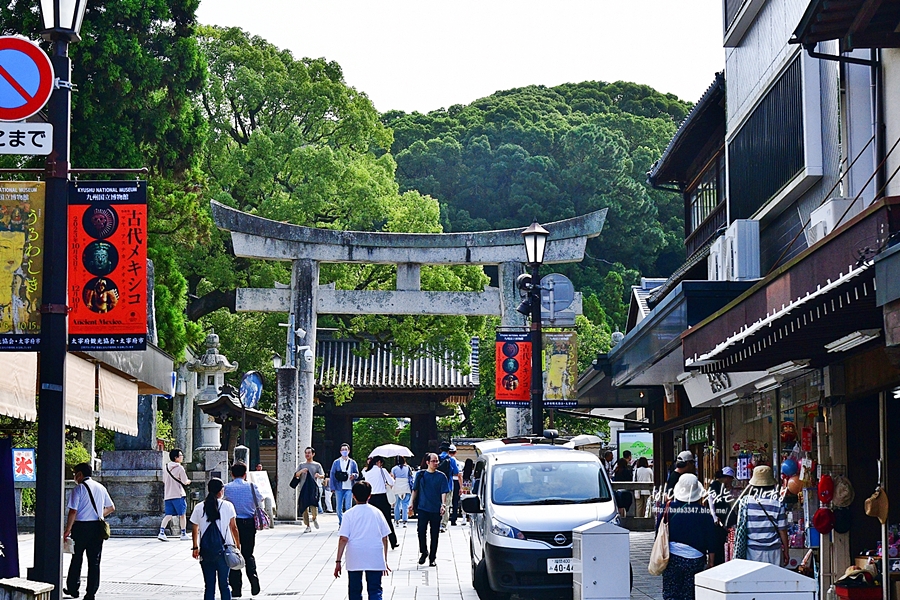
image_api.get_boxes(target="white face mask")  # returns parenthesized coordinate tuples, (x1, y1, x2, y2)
(341, 450, 349, 457)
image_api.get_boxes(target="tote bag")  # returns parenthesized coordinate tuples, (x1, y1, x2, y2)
(648, 504, 670, 575)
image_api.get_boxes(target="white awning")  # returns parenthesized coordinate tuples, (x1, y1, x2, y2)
(66, 354, 97, 431)
(0, 353, 37, 421)
(98, 367, 138, 436)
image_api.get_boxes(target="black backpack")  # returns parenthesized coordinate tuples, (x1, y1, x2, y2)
(437, 456, 452, 480)
(198, 517, 225, 560)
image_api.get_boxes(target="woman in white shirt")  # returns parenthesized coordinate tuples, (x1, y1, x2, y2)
(363, 456, 398, 549)
(191, 478, 240, 600)
(633, 456, 654, 518)
(391, 456, 413, 527)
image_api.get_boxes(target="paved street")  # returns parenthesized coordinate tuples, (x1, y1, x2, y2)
(17, 514, 661, 600)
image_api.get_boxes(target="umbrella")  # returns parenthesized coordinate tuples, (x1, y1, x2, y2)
(564, 434, 603, 448)
(369, 444, 413, 458)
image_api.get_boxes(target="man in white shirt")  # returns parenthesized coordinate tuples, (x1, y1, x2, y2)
(63, 463, 115, 600)
(159, 448, 191, 541)
(334, 481, 391, 600)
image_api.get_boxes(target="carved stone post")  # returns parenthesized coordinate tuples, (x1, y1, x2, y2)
(276, 365, 298, 520)
(293, 258, 318, 464)
(499, 262, 531, 437)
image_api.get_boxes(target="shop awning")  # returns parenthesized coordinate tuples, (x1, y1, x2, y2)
(790, 0, 900, 50)
(683, 197, 900, 374)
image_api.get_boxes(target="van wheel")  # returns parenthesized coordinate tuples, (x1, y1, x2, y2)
(473, 558, 509, 600)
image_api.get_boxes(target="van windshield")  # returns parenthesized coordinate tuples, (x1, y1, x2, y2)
(491, 462, 612, 505)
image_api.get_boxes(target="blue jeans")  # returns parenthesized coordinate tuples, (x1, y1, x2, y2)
(335, 488, 353, 524)
(200, 553, 231, 600)
(393, 493, 410, 522)
(348, 570, 383, 600)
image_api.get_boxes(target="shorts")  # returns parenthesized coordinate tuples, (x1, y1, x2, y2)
(164, 497, 187, 516)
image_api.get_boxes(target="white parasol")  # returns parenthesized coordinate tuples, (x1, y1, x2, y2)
(368, 443, 414, 458)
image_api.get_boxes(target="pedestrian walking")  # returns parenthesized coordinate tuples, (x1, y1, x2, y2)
(664, 451, 696, 499)
(658, 474, 716, 600)
(63, 463, 115, 600)
(390, 457, 413, 527)
(735, 465, 788, 566)
(292, 446, 324, 532)
(613, 458, 634, 518)
(223, 463, 263, 597)
(329, 443, 360, 526)
(633, 456, 654, 518)
(411, 452, 450, 567)
(363, 456, 398, 549)
(436, 443, 459, 532)
(191, 478, 240, 600)
(708, 467, 736, 564)
(333, 481, 391, 600)
(448, 445, 463, 525)
(159, 448, 191, 541)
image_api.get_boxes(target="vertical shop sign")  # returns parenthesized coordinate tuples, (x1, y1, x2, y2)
(495, 331, 531, 407)
(543, 331, 578, 408)
(801, 427, 813, 452)
(68, 181, 147, 351)
(0, 182, 44, 350)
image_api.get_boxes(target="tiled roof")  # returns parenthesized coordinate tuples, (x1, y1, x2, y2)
(316, 338, 479, 389)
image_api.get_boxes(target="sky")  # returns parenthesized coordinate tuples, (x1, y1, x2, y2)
(196, 1, 725, 114)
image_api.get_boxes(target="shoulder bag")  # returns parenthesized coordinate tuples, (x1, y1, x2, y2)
(214, 516, 245, 570)
(382, 468, 396, 505)
(166, 464, 189, 491)
(251, 482, 270, 531)
(83, 480, 111, 540)
(734, 496, 749, 560)
(648, 502, 670, 575)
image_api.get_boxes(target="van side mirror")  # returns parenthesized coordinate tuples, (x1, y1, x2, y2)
(461, 495, 483, 514)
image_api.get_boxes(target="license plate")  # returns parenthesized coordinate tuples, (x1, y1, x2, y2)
(547, 558, 574, 573)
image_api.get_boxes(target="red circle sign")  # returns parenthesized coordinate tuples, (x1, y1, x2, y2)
(0, 36, 54, 122)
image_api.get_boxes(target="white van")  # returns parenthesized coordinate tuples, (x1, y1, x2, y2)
(461, 444, 619, 599)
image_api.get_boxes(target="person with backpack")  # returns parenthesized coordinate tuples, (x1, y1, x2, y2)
(191, 478, 240, 600)
(63, 462, 115, 600)
(159, 448, 191, 541)
(436, 442, 459, 533)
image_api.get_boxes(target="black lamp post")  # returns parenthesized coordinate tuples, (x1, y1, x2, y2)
(521, 221, 549, 436)
(30, 2, 86, 598)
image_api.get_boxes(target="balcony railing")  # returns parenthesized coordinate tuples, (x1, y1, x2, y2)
(686, 201, 727, 258)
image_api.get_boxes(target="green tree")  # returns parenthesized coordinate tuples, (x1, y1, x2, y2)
(352, 418, 401, 465)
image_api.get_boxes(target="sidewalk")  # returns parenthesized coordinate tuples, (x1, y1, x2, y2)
(17, 513, 661, 600)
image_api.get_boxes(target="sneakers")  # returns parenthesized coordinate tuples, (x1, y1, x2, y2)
(429, 560, 437, 567)
(251, 580, 261, 596)
(304, 526, 311, 533)
(440, 525, 446, 533)
(157, 532, 169, 542)
(402, 521, 407, 528)
(62, 588, 79, 599)
(180, 532, 190, 541)
(418, 552, 428, 565)
(313, 519, 319, 530)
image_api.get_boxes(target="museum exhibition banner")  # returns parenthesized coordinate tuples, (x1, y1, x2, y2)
(495, 331, 532, 407)
(543, 331, 578, 408)
(0, 182, 44, 351)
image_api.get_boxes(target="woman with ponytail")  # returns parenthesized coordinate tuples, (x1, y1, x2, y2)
(190, 477, 240, 600)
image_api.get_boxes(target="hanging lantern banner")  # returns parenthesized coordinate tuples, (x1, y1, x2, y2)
(68, 181, 147, 351)
(543, 331, 578, 408)
(0, 182, 45, 351)
(495, 331, 532, 407)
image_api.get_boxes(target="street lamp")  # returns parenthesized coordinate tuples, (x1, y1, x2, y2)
(521, 221, 549, 436)
(32, 3, 87, 598)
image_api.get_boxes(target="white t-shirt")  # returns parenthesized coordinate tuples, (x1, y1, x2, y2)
(339, 503, 390, 572)
(363, 467, 394, 494)
(190, 499, 237, 545)
(634, 466, 654, 483)
(67, 479, 114, 521)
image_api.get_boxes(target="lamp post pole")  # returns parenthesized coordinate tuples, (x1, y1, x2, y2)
(31, 37, 73, 600)
(530, 261, 543, 436)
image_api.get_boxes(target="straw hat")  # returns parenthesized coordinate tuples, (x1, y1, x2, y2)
(674, 473, 704, 503)
(749, 465, 776, 487)
(865, 486, 888, 524)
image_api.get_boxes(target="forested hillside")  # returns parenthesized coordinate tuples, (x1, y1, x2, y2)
(384, 83, 691, 327)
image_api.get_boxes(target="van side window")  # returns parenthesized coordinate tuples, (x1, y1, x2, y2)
(472, 461, 484, 495)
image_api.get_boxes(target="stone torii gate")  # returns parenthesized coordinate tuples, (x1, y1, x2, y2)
(211, 200, 606, 519)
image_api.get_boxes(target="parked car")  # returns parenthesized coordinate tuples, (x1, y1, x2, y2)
(462, 443, 618, 599)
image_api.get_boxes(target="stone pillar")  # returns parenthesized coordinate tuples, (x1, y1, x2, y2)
(499, 261, 531, 437)
(114, 395, 158, 450)
(173, 367, 193, 462)
(292, 259, 318, 457)
(275, 365, 299, 520)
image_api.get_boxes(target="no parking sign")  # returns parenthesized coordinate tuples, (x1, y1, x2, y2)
(0, 36, 54, 122)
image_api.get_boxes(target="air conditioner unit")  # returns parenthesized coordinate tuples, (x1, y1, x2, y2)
(723, 219, 760, 281)
(807, 198, 857, 245)
(708, 235, 725, 281)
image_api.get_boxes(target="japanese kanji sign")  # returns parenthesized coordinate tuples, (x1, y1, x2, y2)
(12, 448, 35, 482)
(0, 181, 45, 351)
(68, 181, 147, 351)
(0, 122, 51, 155)
(494, 331, 532, 407)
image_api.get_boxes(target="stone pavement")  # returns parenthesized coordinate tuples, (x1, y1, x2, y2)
(17, 513, 662, 600)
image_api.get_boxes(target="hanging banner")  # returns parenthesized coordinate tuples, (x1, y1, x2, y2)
(68, 181, 147, 351)
(495, 331, 531, 407)
(543, 331, 578, 408)
(0, 182, 44, 351)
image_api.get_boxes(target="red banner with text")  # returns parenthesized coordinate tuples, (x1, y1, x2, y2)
(495, 331, 532, 407)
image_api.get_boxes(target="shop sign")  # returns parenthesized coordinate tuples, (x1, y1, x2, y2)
(0, 181, 44, 351)
(681, 370, 768, 408)
(687, 422, 709, 445)
(495, 331, 531, 407)
(12, 447, 35, 482)
(68, 181, 147, 351)
(736, 454, 752, 480)
(801, 427, 813, 452)
(543, 331, 577, 408)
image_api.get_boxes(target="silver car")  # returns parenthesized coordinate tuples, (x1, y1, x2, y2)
(462, 445, 618, 599)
